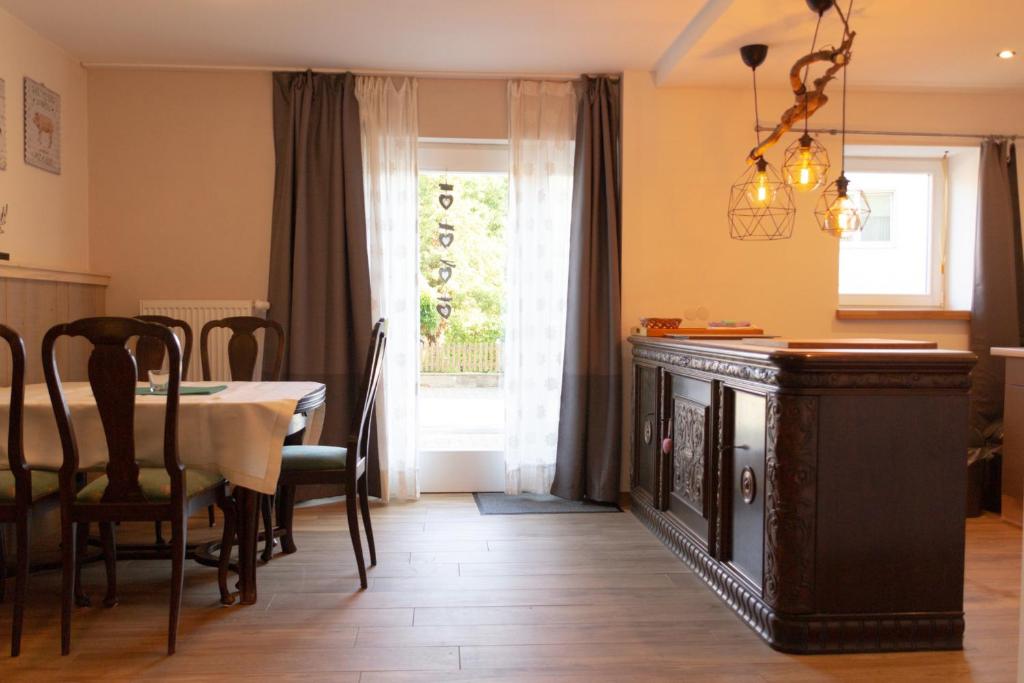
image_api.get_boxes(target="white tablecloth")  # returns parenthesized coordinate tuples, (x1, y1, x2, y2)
(0, 381, 325, 495)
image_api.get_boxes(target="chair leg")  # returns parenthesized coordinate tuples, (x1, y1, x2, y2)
(168, 512, 186, 656)
(100, 522, 118, 607)
(208, 504, 216, 528)
(154, 521, 166, 545)
(0, 525, 6, 603)
(346, 489, 367, 589)
(216, 490, 237, 605)
(357, 474, 376, 567)
(61, 519, 75, 656)
(12, 509, 30, 657)
(278, 484, 297, 554)
(74, 521, 91, 607)
(260, 494, 274, 563)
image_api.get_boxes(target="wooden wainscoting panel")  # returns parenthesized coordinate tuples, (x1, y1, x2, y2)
(0, 277, 106, 384)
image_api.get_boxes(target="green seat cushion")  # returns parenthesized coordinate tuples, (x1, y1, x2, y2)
(76, 468, 222, 503)
(0, 470, 59, 502)
(281, 445, 348, 471)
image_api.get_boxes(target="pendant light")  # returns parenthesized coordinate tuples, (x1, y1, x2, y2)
(814, 4, 870, 238)
(728, 44, 796, 241)
(782, 2, 831, 192)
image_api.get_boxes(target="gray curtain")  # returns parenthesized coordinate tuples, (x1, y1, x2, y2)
(970, 140, 1022, 434)
(551, 76, 623, 503)
(267, 71, 377, 495)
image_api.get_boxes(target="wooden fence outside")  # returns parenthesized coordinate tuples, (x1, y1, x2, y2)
(421, 342, 502, 373)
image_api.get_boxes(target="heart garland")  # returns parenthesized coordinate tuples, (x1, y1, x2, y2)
(435, 181, 455, 320)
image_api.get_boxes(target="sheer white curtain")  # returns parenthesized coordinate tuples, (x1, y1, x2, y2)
(504, 81, 578, 495)
(356, 76, 420, 501)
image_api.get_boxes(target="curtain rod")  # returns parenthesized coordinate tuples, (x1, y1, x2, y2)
(756, 123, 1018, 141)
(80, 61, 591, 81)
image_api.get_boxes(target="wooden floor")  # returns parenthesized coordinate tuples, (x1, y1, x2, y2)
(1, 494, 1020, 681)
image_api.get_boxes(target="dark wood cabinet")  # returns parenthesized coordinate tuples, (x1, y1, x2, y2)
(629, 336, 976, 654)
(664, 372, 713, 545)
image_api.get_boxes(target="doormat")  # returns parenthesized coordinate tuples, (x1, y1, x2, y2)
(472, 492, 621, 515)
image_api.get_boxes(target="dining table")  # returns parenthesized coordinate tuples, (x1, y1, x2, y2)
(0, 379, 327, 605)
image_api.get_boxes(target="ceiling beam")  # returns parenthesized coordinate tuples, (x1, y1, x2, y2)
(653, 0, 735, 86)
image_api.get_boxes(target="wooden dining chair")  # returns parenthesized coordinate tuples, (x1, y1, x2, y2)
(134, 314, 193, 380)
(0, 324, 60, 657)
(273, 319, 386, 589)
(199, 316, 284, 383)
(133, 315, 215, 540)
(43, 317, 237, 655)
(200, 316, 285, 561)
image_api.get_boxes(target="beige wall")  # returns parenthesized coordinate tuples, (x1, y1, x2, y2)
(619, 71, 1024, 489)
(0, 8, 89, 272)
(88, 69, 275, 316)
(87, 71, 509, 316)
(419, 78, 507, 139)
(621, 71, 1024, 352)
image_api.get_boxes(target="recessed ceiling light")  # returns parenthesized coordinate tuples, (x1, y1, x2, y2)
(997, 49, 1017, 59)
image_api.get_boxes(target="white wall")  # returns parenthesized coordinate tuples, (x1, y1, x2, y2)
(0, 8, 89, 271)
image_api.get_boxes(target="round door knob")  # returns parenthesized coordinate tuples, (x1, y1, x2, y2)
(741, 467, 756, 504)
(662, 437, 673, 455)
(643, 418, 653, 445)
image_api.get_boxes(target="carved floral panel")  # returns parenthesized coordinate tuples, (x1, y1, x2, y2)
(673, 398, 708, 515)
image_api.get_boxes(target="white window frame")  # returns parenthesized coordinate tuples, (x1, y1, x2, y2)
(838, 156, 946, 308)
(417, 137, 508, 174)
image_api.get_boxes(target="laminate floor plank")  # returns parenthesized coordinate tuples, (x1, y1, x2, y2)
(0, 496, 1018, 683)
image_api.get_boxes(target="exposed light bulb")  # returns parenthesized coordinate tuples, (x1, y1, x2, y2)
(818, 175, 869, 237)
(998, 49, 1017, 59)
(797, 146, 816, 188)
(746, 157, 776, 207)
(783, 134, 827, 192)
(829, 194, 857, 234)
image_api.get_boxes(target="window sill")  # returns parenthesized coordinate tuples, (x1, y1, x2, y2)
(835, 309, 971, 321)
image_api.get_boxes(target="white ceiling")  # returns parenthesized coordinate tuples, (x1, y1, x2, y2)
(0, 0, 704, 75)
(1, 0, 1022, 91)
(660, 0, 1024, 90)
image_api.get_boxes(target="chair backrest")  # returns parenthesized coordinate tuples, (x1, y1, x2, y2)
(348, 319, 387, 476)
(134, 315, 193, 380)
(200, 316, 285, 381)
(1, 324, 28, 499)
(43, 317, 184, 505)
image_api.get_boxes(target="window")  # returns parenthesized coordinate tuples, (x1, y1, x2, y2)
(838, 156, 946, 307)
(416, 138, 510, 492)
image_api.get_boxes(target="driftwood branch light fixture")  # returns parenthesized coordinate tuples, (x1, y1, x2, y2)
(729, 0, 867, 240)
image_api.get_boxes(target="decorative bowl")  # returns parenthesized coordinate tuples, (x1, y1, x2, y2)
(640, 317, 682, 330)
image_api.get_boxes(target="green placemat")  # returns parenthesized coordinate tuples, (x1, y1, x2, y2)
(136, 385, 228, 396)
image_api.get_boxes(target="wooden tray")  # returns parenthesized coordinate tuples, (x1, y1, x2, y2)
(741, 338, 938, 350)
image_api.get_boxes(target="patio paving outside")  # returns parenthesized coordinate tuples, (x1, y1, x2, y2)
(418, 384, 504, 451)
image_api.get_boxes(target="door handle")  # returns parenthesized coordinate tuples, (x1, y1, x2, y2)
(722, 444, 749, 451)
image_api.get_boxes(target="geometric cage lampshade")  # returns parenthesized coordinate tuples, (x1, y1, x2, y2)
(813, 174, 871, 238)
(727, 157, 797, 241)
(782, 132, 830, 192)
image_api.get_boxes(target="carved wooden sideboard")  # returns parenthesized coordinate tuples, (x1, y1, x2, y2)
(629, 336, 976, 654)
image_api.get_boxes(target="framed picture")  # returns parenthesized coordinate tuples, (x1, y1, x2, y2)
(0, 78, 7, 171)
(23, 77, 60, 174)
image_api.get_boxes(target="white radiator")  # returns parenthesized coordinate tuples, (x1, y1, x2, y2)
(138, 299, 271, 381)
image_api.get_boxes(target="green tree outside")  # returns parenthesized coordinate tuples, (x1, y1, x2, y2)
(419, 172, 508, 345)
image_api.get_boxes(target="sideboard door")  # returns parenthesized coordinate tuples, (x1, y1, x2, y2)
(632, 363, 662, 503)
(665, 373, 713, 545)
(724, 387, 767, 591)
